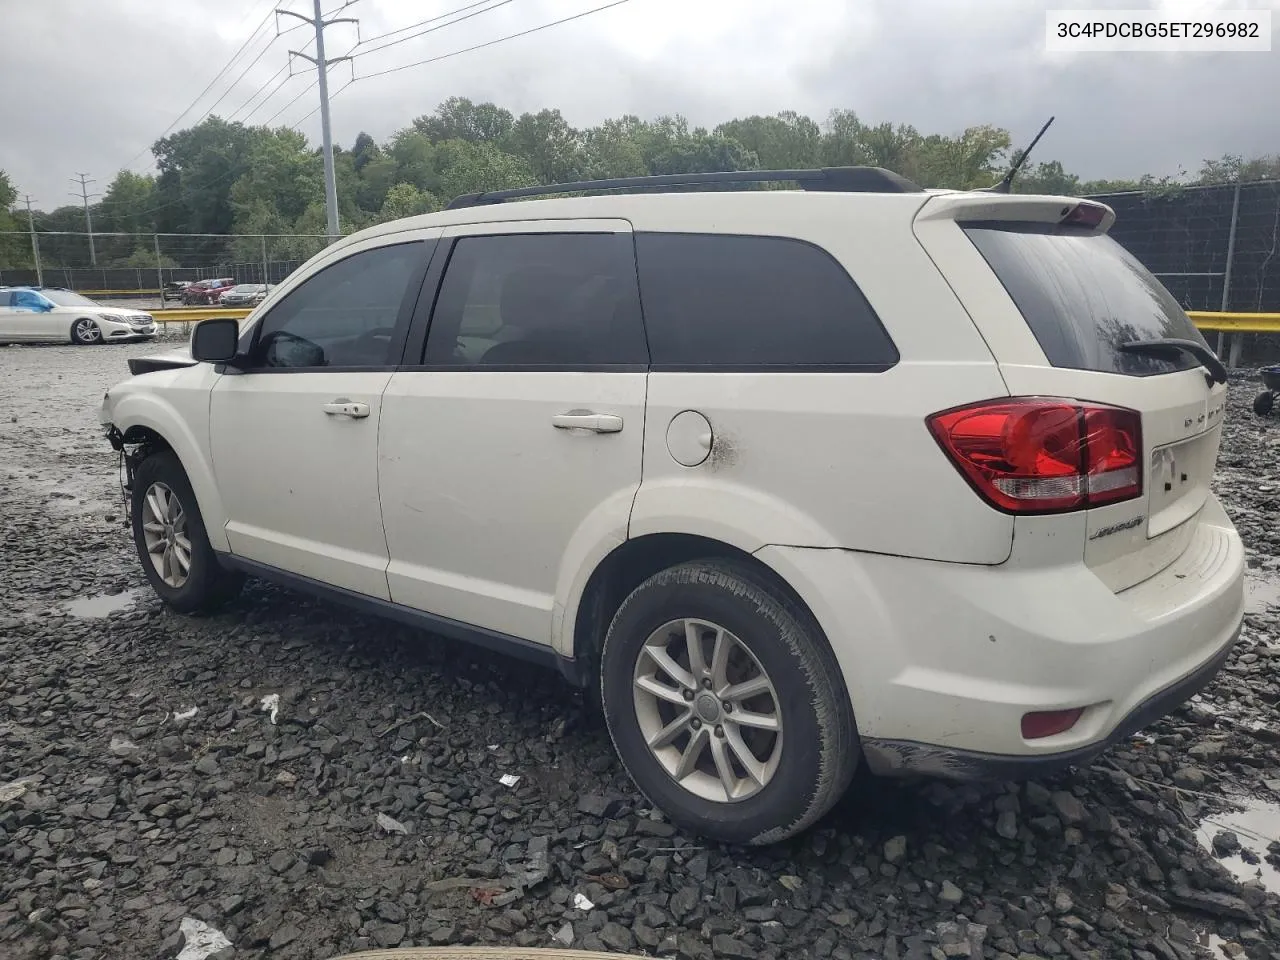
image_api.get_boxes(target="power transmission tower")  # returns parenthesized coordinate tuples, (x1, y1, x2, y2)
(278, 1, 357, 241)
(70, 173, 100, 266)
(22, 196, 44, 287)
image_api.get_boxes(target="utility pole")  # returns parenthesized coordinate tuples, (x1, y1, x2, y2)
(278, 2, 357, 241)
(22, 196, 44, 287)
(70, 173, 100, 266)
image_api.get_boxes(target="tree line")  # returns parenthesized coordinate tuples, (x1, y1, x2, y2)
(3, 98, 1279, 270)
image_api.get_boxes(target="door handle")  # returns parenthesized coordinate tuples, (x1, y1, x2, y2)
(322, 399, 370, 419)
(552, 412, 624, 434)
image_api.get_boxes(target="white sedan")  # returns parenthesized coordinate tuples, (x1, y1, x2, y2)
(0, 287, 159, 344)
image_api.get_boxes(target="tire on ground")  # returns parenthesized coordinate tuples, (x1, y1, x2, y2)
(1254, 391, 1275, 416)
(600, 558, 858, 846)
(70, 318, 99, 345)
(130, 450, 243, 614)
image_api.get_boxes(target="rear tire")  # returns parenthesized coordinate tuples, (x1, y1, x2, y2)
(70, 318, 101, 344)
(600, 559, 858, 846)
(131, 451, 243, 614)
(1254, 391, 1275, 416)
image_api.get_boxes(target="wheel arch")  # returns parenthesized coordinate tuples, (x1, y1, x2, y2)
(562, 532, 825, 689)
(109, 396, 229, 552)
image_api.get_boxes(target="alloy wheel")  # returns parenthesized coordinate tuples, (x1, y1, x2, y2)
(631, 618, 783, 802)
(140, 482, 192, 588)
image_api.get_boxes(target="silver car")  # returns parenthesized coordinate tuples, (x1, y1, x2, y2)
(218, 283, 271, 306)
(0, 287, 158, 344)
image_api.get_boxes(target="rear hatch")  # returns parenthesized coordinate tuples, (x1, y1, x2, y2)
(914, 193, 1228, 592)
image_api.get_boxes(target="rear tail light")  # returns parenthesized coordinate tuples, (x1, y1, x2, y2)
(927, 398, 1142, 514)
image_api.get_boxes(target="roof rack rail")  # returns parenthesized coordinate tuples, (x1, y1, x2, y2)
(446, 166, 923, 210)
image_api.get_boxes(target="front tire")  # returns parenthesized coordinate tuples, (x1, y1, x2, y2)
(601, 559, 858, 846)
(71, 318, 102, 344)
(131, 451, 243, 614)
(1254, 391, 1275, 416)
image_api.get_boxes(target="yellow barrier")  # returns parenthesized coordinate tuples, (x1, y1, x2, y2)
(151, 307, 252, 323)
(1187, 312, 1280, 333)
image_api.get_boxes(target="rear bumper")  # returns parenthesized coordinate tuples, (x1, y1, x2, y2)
(756, 494, 1246, 777)
(858, 616, 1239, 779)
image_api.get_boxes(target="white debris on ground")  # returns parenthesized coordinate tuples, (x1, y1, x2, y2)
(174, 916, 231, 960)
(258, 693, 280, 724)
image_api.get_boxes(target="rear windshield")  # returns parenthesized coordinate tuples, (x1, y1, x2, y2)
(962, 222, 1207, 376)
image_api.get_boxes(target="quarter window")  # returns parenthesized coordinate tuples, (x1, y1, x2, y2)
(250, 242, 424, 369)
(422, 233, 648, 367)
(634, 233, 898, 370)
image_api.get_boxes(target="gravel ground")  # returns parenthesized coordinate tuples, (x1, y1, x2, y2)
(2, 341, 1279, 960)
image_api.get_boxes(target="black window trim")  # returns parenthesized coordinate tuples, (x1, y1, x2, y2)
(224, 237, 440, 375)
(634, 230, 900, 374)
(400, 230, 651, 373)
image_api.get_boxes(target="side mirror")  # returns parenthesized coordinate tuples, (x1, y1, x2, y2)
(39, 301, 55, 312)
(191, 317, 241, 364)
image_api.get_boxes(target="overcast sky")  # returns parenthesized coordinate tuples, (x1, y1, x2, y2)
(2, 0, 1277, 210)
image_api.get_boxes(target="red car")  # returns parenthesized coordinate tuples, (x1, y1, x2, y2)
(182, 278, 236, 305)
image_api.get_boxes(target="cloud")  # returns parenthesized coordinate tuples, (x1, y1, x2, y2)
(2, 0, 1276, 209)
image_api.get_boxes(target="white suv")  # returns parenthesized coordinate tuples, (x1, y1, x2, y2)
(100, 167, 1245, 845)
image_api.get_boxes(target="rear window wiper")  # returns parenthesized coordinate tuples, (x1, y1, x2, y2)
(1119, 338, 1228, 385)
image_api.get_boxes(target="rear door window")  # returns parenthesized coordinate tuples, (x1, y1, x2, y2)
(962, 222, 1208, 376)
(423, 233, 648, 367)
(634, 232, 898, 371)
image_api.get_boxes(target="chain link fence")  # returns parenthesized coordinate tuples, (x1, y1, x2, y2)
(1083, 180, 1280, 363)
(0, 232, 332, 295)
(1085, 180, 1280, 315)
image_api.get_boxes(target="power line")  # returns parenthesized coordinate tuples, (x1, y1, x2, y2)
(355, 0, 635, 82)
(263, 77, 319, 126)
(234, 0, 285, 33)
(291, 75, 354, 128)
(352, 0, 517, 54)
(229, 63, 292, 121)
(190, 27, 285, 126)
(119, 7, 279, 170)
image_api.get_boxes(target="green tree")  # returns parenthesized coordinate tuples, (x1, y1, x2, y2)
(1014, 160, 1081, 195)
(0, 170, 30, 270)
(716, 112, 822, 169)
(378, 182, 440, 222)
(582, 116, 651, 179)
(355, 154, 399, 212)
(854, 122, 923, 179)
(152, 116, 257, 236)
(230, 127, 322, 227)
(821, 109, 867, 166)
(413, 97, 514, 144)
(96, 171, 157, 233)
(913, 125, 1011, 189)
(351, 131, 379, 172)
(1198, 153, 1280, 184)
(503, 109, 584, 183)
(387, 130, 439, 192)
(435, 140, 537, 200)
